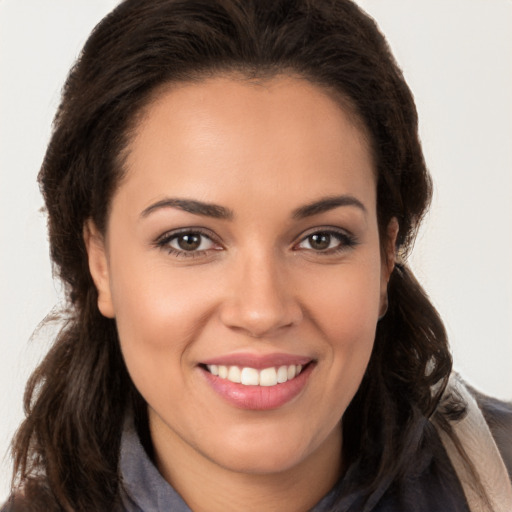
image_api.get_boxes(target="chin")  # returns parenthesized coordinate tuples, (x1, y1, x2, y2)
(211, 443, 310, 475)
(201, 421, 335, 476)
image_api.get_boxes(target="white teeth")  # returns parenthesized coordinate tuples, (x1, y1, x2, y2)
(228, 366, 241, 383)
(206, 363, 305, 387)
(241, 367, 259, 386)
(259, 367, 278, 386)
(277, 365, 288, 383)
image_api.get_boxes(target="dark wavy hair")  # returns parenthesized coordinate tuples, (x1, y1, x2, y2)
(10, 0, 454, 510)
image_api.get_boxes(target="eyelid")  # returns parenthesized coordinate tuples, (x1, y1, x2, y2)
(154, 227, 224, 257)
(293, 226, 358, 252)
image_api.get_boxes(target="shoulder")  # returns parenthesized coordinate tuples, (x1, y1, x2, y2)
(470, 385, 512, 478)
(429, 373, 512, 511)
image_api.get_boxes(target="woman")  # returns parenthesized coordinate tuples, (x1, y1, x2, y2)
(2, 0, 511, 511)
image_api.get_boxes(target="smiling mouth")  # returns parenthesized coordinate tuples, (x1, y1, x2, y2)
(202, 363, 307, 387)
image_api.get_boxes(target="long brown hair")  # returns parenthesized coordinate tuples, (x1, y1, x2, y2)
(11, 1, 453, 510)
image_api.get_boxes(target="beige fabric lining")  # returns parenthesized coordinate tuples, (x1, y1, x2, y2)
(432, 373, 512, 512)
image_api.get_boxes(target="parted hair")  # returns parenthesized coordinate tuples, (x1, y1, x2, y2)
(11, 1, 453, 510)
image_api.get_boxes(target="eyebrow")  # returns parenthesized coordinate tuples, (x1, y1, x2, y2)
(140, 198, 234, 220)
(292, 195, 367, 219)
(140, 194, 366, 221)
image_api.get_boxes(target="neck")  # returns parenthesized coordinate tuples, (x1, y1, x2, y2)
(149, 413, 342, 512)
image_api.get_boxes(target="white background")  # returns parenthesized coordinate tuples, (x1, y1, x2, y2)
(1, 0, 511, 500)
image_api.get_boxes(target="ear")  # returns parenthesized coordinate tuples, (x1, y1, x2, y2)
(382, 217, 399, 279)
(379, 217, 399, 318)
(83, 220, 115, 318)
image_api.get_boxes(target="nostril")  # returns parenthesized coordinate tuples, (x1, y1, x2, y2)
(222, 311, 301, 338)
(218, 267, 303, 337)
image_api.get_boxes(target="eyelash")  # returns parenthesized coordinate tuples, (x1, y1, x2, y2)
(154, 227, 358, 259)
(154, 228, 221, 259)
(294, 228, 358, 255)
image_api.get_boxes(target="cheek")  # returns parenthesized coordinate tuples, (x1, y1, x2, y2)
(107, 250, 220, 392)
(302, 260, 382, 340)
(300, 259, 381, 396)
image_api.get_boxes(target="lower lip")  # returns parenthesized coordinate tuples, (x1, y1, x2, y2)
(200, 364, 314, 410)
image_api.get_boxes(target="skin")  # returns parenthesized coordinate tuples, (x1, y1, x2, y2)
(85, 75, 397, 512)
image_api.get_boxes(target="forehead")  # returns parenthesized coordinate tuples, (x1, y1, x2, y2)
(119, 74, 376, 217)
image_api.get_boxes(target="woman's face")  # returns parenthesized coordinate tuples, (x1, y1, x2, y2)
(86, 75, 396, 478)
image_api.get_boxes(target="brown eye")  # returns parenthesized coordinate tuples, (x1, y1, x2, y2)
(163, 232, 216, 253)
(296, 230, 356, 254)
(307, 233, 332, 251)
(177, 233, 202, 251)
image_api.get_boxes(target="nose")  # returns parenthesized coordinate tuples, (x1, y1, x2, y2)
(219, 252, 303, 338)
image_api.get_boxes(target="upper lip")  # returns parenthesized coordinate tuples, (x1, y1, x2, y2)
(200, 352, 313, 369)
